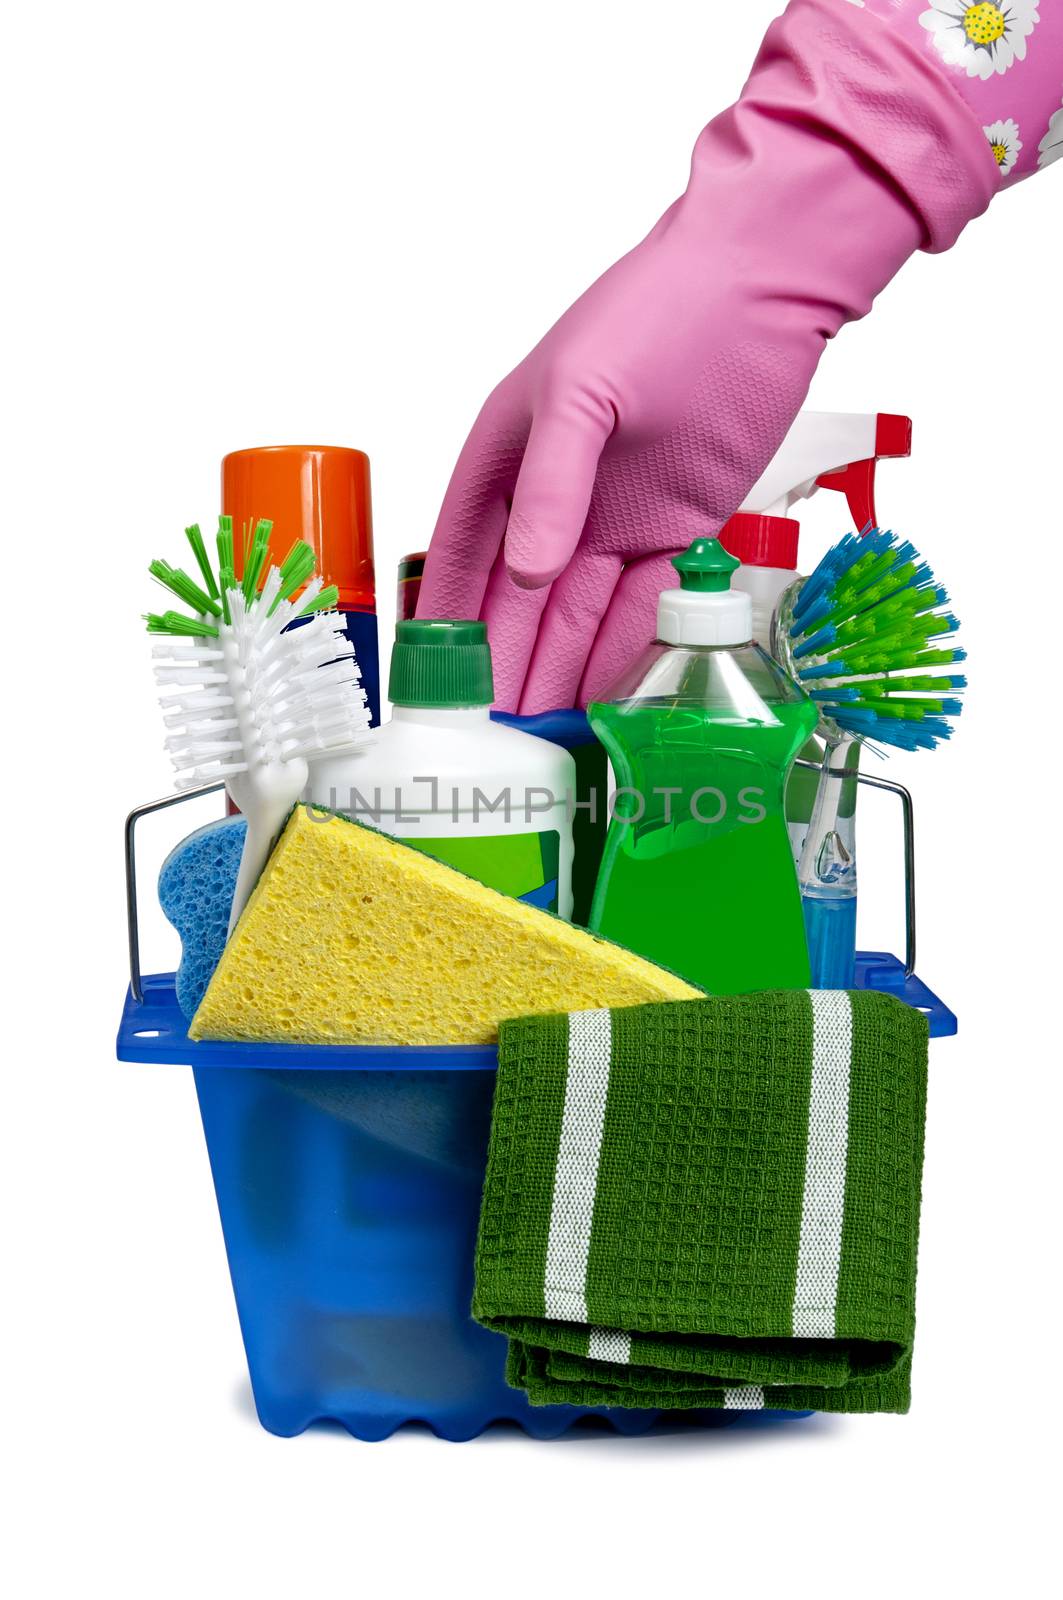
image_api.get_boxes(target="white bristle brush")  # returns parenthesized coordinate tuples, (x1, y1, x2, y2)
(146, 516, 372, 934)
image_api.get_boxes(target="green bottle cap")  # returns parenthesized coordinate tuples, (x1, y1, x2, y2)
(671, 537, 740, 593)
(388, 619, 495, 708)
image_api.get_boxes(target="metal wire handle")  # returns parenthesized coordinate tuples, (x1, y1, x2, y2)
(125, 784, 226, 1003)
(124, 766, 917, 1004)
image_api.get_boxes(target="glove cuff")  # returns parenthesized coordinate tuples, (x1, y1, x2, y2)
(728, 0, 1000, 254)
(860, 0, 1063, 185)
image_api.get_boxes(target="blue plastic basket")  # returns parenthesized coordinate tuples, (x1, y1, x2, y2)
(121, 706, 954, 1438)
(119, 976, 672, 1440)
(117, 955, 952, 1441)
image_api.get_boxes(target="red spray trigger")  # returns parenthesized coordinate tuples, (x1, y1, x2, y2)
(814, 413, 912, 532)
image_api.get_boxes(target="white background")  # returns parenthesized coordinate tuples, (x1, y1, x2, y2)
(3, 1, 1059, 1595)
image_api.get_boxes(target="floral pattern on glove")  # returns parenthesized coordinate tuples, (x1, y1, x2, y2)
(859, 0, 1061, 184)
(1038, 92, 1063, 164)
(920, 1, 1040, 80)
(983, 115, 1024, 170)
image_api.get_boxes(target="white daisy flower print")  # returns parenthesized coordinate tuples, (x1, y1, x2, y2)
(920, 2, 1040, 80)
(984, 117, 1023, 174)
(1039, 99, 1063, 168)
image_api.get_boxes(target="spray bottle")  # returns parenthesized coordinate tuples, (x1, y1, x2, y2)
(719, 411, 911, 862)
(719, 410, 911, 986)
(720, 411, 912, 648)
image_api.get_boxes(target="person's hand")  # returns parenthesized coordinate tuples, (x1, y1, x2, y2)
(418, 0, 996, 713)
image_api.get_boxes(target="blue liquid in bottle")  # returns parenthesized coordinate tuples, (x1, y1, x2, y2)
(802, 893, 857, 989)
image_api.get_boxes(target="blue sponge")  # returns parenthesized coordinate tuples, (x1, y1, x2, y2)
(158, 817, 245, 1020)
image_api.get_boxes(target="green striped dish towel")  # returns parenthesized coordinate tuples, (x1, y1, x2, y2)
(473, 989, 928, 1413)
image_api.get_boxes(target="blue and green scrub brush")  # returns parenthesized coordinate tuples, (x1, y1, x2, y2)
(774, 526, 966, 986)
(146, 516, 372, 933)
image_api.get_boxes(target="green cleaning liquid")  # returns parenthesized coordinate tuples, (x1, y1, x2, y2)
(587, 539, 817, 995)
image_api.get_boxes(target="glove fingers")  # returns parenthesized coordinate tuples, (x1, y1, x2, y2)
(518, 547, 624, 714)
(480, 548, 551, 713)
(576, 550, 682, 707)
(419, 385, 529, 621)
(504, 396, 615, 590)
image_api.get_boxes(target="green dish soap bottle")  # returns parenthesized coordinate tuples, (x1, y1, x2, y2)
(587, 537, 817, 994)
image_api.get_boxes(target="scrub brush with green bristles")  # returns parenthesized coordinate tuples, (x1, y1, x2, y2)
(772, 525, 966, 988)
(779, 525, 966, 750)
(147, 515, 372, 933)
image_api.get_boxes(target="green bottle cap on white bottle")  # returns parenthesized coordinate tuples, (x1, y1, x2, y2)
(657, 538, 752, 647)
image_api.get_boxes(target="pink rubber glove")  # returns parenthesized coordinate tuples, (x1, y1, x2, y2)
(419, 0, 1003, 713)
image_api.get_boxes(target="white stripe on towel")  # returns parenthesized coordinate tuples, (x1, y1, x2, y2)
(723, 1386, 765, 1410)
(543, 1009, 613, 1323)
(588, 1328, 631, 1364)
(792, 990, 853, 1338)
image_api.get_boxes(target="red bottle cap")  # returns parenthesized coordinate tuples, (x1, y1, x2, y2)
(221, 445, 376, 612)
(718, 512, 800, 570)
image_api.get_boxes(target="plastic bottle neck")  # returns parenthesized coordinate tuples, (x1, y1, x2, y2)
(390, 704, 491, 726)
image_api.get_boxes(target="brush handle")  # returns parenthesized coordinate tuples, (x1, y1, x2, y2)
(226, 760, 308, 937)
(798, 739, 859, 987)
(797, 738, 855, 895)
(802, 894, 857, 990)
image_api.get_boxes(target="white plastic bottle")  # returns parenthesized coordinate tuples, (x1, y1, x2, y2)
(307, 620, 576, 919)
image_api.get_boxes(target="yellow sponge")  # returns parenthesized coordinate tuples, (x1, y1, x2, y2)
(189, 806, 699, 1046)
